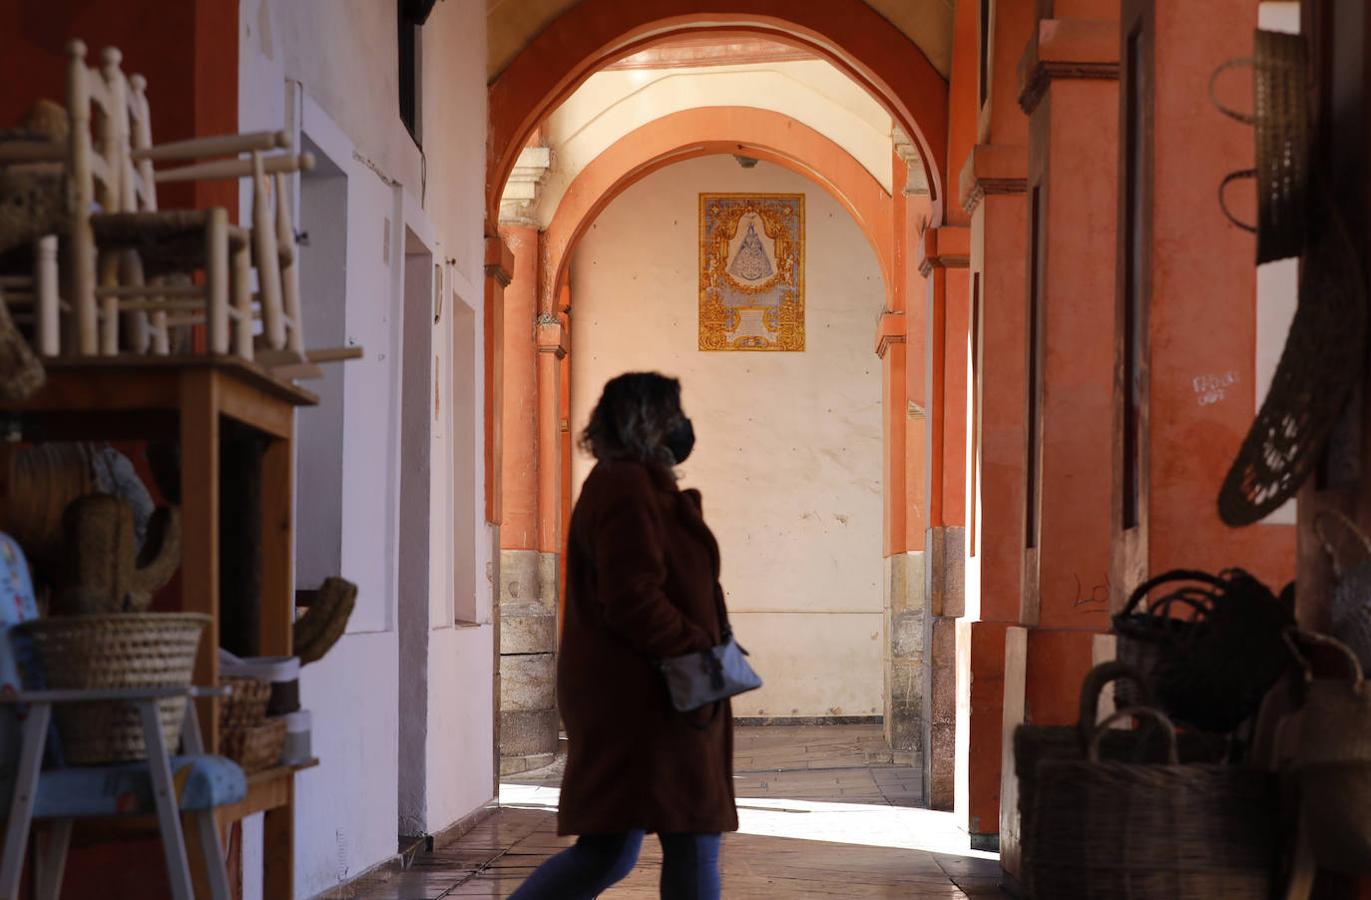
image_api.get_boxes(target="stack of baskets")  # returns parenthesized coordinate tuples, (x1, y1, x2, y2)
(218, 675, 286, 772)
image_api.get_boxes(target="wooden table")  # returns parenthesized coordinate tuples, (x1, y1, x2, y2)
(1, 355, 317, 898)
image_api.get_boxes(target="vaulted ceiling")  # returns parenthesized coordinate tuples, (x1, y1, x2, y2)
(485, 0, 955, 81)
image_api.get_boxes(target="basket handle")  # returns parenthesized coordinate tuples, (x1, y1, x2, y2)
(1121, 570, 1226, 616)
(1313, 508, 1371, 579)
(1147, 591, 1213, 623)
(1218, 169, 1259, 234)
(1284, 628, 1365, 690)
(1209, 57, 1258, 126)
(1077, 661, 1153, 744)
(1088, 707, 1180, 765)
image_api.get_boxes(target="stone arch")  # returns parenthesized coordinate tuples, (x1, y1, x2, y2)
(488, 0, 948, 227)
(542, 106, 895, 315)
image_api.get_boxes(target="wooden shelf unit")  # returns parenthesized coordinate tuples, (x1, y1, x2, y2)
(0, 355, 317, 899)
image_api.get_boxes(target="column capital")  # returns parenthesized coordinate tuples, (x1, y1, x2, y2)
(875, 310, 906, 359)
(917, 226, 971, 277)
(535, 315, 566, 358)
(499, 146, 554, 227)
(1018, 18, 1121, 115)
(958, 144, 1028, 215)
(892, 125, 930, 196)
(484, 234, 514, 287)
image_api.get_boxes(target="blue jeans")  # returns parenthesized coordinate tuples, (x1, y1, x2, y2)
(508, 830, 721, 899)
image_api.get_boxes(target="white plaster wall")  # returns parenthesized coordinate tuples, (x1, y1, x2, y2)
(538, 60, 895, 228)
(239, 1, 494, 894)
(569, 156, 885, 718)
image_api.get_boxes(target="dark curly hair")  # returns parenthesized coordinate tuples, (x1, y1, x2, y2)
(580, 372, 685, 468)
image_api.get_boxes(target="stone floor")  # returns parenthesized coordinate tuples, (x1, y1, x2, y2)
(357, 725, 1005, 898)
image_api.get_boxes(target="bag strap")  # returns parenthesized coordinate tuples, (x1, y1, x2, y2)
(712, 584, 734, 641)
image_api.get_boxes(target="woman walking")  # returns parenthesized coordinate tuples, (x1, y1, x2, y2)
(511, 372, 738, 899)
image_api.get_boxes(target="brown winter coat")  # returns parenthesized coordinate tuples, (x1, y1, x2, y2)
(556, 459, 738, 836)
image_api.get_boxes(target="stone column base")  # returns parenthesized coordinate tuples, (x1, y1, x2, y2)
(884, 551, 926, 757)
(499, 549, 560, 772)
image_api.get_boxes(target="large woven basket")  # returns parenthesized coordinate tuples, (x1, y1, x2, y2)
(1028, 708, 1278, 899)
(1015, 663, 1228, 897)
(17, 613, 209, 764)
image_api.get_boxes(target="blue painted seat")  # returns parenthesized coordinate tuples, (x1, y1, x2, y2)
(0, 754, 246, 818)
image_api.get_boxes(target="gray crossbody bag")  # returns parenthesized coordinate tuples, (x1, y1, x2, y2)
(657, 588, 763, 714)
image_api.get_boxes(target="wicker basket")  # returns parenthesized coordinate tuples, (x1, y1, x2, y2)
(1015, 663, 1229, 897)
(221, 717, 287, 773)
(1288, 631, 1371, 873)
(219, 676, 271, 731)
(17, 613, 210, 764)
(1028, 707, 1278, 899)
(1112, 568, 1293, 732)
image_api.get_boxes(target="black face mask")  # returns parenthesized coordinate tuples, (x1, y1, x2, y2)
(665, 418, 695, 465)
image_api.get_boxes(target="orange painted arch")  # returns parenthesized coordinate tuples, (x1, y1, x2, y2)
(488, 0, 949, 229)
(542, 106, 896, 314)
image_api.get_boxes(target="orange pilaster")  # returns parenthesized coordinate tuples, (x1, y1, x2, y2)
(960, 0, 1034, 849)
(536, 318, 567, 556)
(1019, 18, 1119, 637)
(877, 314, 907, 560)
(499, 226, 540, 550)
(484, 235, 514, 524)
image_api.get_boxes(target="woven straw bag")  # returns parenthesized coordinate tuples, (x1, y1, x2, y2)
(1314, 510, 1371, 671)
(17, 613, 209, 764)
(1287, 630, 1371, 874)
(1016, 663, 1228, 898)
(1217, 177, 1368, 525)
(1028, 707, 1278, 899)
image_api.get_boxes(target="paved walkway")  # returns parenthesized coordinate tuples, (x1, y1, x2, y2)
(359, 725, 1004, 898)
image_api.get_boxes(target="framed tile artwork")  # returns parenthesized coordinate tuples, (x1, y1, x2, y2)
(698, 193, 805, 351)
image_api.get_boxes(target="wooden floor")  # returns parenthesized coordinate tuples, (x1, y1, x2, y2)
(356, 725, 1005, 898)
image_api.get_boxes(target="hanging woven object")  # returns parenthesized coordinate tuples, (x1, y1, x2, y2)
(1217, 192, 1367, 525)
(1210, 30, 1310, 263)
(1214, 29, 1368, 524)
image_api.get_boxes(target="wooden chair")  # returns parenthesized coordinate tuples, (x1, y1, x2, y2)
(0, 532, 245, 900)
(72, 42, 260, 359)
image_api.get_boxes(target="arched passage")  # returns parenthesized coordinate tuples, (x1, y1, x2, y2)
(487, 0, 948, 226)
(542, 106, 896, 315)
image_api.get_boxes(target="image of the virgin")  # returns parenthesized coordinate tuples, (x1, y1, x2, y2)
(725, 212, 778, 284)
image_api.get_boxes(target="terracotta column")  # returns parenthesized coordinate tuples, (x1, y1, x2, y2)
(884, 139, 938, 777)
(483, 233, 513, 794)
(497, 224, 559, 774)
(959, 0, 1035, 859)
(917, 225, 970, 811)
(998, 13, 1123, 882)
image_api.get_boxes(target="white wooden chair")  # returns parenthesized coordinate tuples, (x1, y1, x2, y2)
(0, 532, 244, 900)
